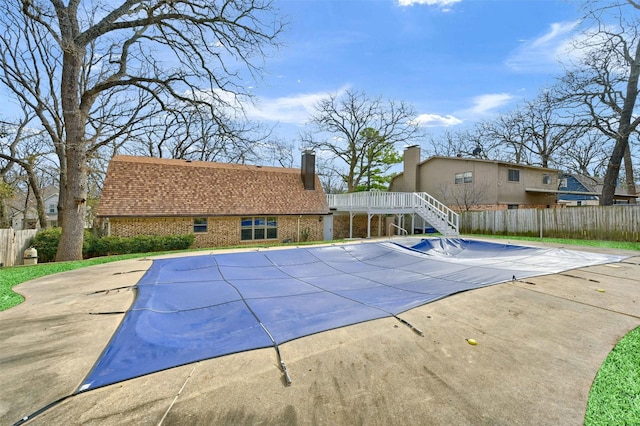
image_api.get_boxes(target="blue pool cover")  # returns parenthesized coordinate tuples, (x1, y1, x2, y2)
(78, 238, 624, 392)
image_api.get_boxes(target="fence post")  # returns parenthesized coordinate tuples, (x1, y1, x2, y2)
(539, 209, 543, 240)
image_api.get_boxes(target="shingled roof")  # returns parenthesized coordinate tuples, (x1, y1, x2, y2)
(97, 156, 329, 217)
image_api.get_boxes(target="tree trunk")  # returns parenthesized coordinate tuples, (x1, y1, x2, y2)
(55, 20, 86, 261)
(56, 143, 87, 261)
(56, 147, 67, 228)
(0, 201, 8, 228)
(601, 137, 627, 205)
(600, 41, 640, 206)
(623, 144, 637, 203)
(25, 163, 48, 228)
(22, 185, 30, 229)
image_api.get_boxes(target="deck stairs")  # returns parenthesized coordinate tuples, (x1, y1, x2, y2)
(326, 191, 459, 237)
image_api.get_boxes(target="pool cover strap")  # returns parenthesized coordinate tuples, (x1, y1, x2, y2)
(76, 238, 625, 393)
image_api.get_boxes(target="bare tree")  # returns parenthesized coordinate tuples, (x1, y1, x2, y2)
(257, 139, 296, 168)
(128, 107, 273, 163)
(424, 129, 487, 159)
(0, 0, 284, 260)
(518, 91, 588, 169)
(554, 130, 611, 176)
(437, 179, 490, 212)
(557, 0, 640, 204)
(480, 111, 532, 164)
(478, 90, 587, 169)
(0, 113, 52, 229)
(424, 130, 461, 158)
(302, 90, 422, 192)
(0, 119, 18, 227)
(315, 156, 346, 194)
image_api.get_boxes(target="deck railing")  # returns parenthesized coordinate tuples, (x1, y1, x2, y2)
(326, 191, 459, 235)
(327, 191, 418, 210)
(412, 192, 459, 233)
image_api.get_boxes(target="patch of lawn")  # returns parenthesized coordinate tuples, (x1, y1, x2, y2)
(0, 253, 152, 311)
(585, 326, 640, 425)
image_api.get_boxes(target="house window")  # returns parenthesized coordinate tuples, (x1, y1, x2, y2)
(507, 204, 518, 210)
(48, 204, 57, 214)
(542, 174, 552, 185)
(193, 218, 208, 233)
(455, 172, 473, 184)
(508, 169, 520, 182)
(241, 216, 278, 241)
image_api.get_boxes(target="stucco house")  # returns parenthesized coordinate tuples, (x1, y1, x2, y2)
(390, 145, 560, 211)
(97, 152, 331, 248)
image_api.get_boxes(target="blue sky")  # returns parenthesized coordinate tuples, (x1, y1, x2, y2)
(245, 0, 583, 140)
(0, 0, 584, 149)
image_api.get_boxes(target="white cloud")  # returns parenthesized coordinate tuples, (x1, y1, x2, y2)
(506, 20, 581, 72)
(465, 93, 514, 116)
(410, 113, 463, 127)
(397, 0, 461, 6)
(246, 86, 349, 125)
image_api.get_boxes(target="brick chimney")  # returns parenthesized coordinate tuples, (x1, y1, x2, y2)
(301, 150, 316, 190)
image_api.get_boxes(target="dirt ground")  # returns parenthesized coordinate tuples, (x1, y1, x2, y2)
(1, 238, 639, 425)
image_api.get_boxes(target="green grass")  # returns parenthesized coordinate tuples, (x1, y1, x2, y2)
(0, 253, 156, 311)
(1, 236, 638, 424)
(585, 326, 640, 425)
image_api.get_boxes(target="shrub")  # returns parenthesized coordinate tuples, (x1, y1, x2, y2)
(88, 234, 195, 257)
(32, 229, 195, 261)
(32, 227, 62, 263)
(33, 228, 102, 262)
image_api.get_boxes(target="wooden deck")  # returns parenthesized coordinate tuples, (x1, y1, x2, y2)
(326, 191, 459, 238)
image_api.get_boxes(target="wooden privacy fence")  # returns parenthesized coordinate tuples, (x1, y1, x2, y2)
(461, 206, 640, 242)
(0, 229, 38, 267)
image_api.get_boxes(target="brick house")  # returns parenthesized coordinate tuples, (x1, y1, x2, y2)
(390, 145, 560, 211)
(97, 153, 331, 248)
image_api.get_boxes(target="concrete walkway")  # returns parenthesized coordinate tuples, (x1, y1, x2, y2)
(1, 239, 639, 425)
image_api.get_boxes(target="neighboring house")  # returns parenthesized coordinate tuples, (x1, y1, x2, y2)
(557, 173, 637, 206)
(557, 174, 599, 206)
(96, 153, 331, 248)
(7, 185, 59, 229)
(390, 145, 560, 211)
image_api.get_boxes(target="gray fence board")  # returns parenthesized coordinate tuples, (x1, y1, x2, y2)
(461, 206, 640, 241)
(0, 229, 38, 267)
